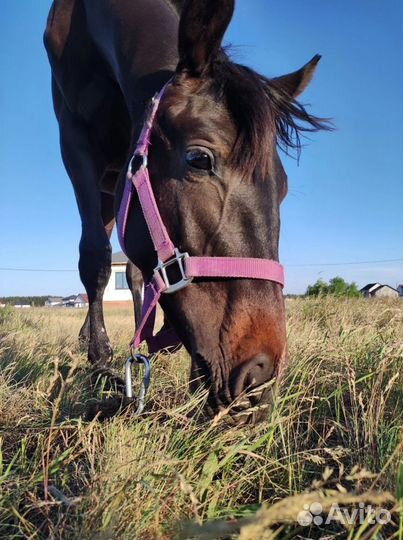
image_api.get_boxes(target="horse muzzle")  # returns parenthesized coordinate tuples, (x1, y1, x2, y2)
(195, 353, 278, 425)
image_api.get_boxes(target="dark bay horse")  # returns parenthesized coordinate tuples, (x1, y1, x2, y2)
(44, 0, 329, 423)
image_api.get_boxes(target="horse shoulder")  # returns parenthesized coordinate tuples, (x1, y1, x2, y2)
(44, 1, 109, 121)
(43, 0, 79, 65)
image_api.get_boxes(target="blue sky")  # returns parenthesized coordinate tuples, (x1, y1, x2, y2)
(0, 0, 402, 296)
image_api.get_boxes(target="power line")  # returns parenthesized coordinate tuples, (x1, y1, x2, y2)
(0, 258, 402, 272)
(0, 267, 77, 273)
(287, 258, 403, 268)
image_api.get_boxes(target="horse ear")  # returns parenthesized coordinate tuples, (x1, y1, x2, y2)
(177, 0, 235, 75)
(272, 55, 321, 98)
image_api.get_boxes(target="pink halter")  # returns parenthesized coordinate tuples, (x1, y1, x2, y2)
(117, 81, 284, 353)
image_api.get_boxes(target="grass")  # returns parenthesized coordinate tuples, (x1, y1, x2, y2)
(0, 297, 402, 539)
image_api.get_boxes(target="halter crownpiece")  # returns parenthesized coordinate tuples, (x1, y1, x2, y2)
(117, 80, 285, 355)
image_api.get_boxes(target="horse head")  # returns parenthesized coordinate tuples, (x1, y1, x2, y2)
(124, 0, 329, 423)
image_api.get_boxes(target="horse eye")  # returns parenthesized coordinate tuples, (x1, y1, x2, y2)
(185, 149, 214, 171)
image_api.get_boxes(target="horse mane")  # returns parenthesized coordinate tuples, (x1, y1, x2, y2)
(210, 57, 332, 178)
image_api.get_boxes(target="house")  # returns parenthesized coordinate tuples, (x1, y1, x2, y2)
(103, 251, 133, 304)
(360, 283, 380, 298)
(74, 294, 89, 308)
(62, 295, 77, 307)
(62, 294, 89, 308)
(45, 296, 63, 307)
(397, 285, 403, 297)
(45, 294, 89, 308)
(360, 283, 399, 299)
(44, 251, 136, 308)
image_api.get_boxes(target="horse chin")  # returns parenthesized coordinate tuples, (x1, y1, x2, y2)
(191, 356, 276, 426)
(226, 382, 276, 425)
(201, 391, 274, 426)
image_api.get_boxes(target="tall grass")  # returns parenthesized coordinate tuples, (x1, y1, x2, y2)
(0, 298, 402, 539)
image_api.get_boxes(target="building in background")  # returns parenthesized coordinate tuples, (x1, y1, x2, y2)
(43, 252, 133, 307)
(360, 283, 399, 298)
(103, 251, 132, 305)
(73, 294, 89, 308)
(62, 295, 77, 307)
(45, 294, 89, 308)
(45, 296, 63, 307)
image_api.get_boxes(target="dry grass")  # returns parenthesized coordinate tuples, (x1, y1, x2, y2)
(0, 298, 402, 539)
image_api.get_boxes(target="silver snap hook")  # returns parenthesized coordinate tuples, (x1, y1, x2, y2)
(125, 353, 152, 416)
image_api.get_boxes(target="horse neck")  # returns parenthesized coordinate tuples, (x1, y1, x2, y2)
(84, 0, 179, 124)
(168, 0, 185, 14)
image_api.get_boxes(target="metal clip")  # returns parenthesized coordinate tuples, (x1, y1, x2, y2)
(125, 353, 151, 416)
(154, 249, 193, 294)
(127, 153, 148, 177)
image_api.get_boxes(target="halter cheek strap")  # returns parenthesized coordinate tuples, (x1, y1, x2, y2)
(117, 81, 285, 353)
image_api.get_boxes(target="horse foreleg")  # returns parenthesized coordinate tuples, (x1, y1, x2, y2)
(58, 109, 113, 367)
(126, 261, 144, 330)
(78, 311, 90, 350)
(78, 223, 113, 366)
(78, 193, 115, 359)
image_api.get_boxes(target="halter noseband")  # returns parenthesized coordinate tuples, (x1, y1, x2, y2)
(117, 81, 284, 354)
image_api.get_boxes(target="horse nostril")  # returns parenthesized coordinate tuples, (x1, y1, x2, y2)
(230, 353, 275, 400)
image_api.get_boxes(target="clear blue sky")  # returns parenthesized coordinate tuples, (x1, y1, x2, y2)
(1, 0, 402, 296)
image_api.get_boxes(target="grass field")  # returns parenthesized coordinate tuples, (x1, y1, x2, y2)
(0, 298, 402, 539)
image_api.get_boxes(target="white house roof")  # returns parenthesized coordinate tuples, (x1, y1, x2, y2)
(360, 283, 381, 293)
(112, 251, 128, 264)
(75, 293, 89, 303)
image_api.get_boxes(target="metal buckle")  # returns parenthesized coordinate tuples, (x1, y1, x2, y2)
(127, 153, 148, 177)
(154, 249, 193, 294)
(125, 353, 151, 416)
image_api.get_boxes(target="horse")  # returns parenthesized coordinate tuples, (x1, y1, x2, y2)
(44, 0, 329, 424)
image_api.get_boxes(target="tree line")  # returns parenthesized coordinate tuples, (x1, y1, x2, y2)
(305, 277, 360, 298)
(0, 296, 49, 306)
(0, 278, 361, 305)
